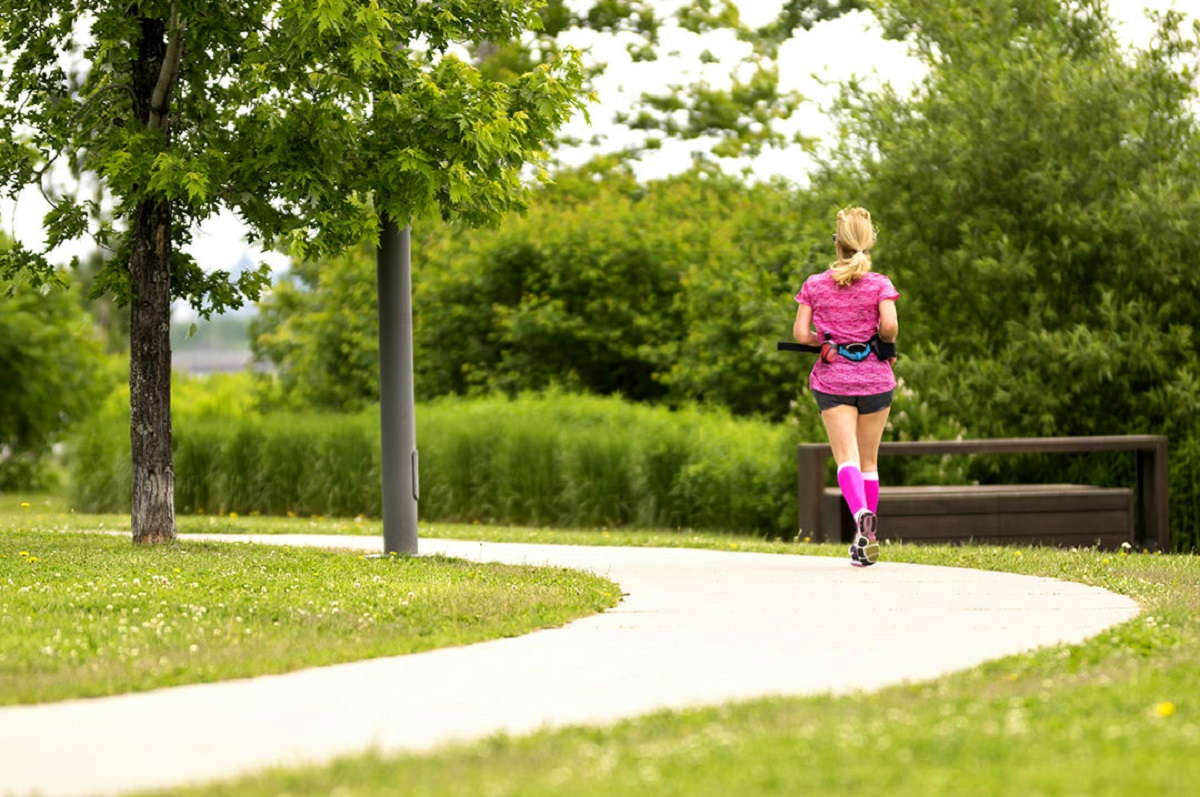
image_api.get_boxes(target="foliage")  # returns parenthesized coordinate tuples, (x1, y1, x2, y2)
(70, 387, 802, 535)
(811, 0, 1200, 546)
(0, 0, 591, 296)
(0, 0, 592, 540)
(0, 263, 113, 490)
(253, 164, 820, 417)
(478, 1, 868, 166)
(68, 372, 271, 513)
(417, 392, 797, 532)
(414, 167, 688, 405)
(414, 165, 812, 414)
(250, 245, 382, 412)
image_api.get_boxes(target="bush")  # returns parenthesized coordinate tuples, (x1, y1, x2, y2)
(73, 375, 1200, 547)
(416, 393, 797, 533)
(251, 165, 812, 419)
(69, 388, 804, 535)
(0, 270, 114, 489)
(72, 372, 274, 515)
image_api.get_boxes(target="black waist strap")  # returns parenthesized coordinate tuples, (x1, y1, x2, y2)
(777, 341, 821, 354)
(777, 335, 896, 360)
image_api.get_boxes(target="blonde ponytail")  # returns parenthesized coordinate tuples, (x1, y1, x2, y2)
(830, 207, 877, 287)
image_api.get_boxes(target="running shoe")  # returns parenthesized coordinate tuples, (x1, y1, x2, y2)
(853, 510, 880, 566)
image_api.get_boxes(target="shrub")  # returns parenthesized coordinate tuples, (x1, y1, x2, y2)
(70, 389, 804, 535)
(250, 166, 812, 419)
(0, 270, 114, 489)
(415, 393, 798, 533)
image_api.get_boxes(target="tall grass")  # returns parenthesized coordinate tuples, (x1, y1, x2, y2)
(422, 394, 796, 533)
(170, 415, 380, 518)
(1172, 432, 1200, 551)
(69, 389, 800, 535)
(66, 373, 1200, 547)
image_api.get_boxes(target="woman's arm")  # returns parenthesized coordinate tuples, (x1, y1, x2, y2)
(793, 303, 820, 345)
(878, 299, 898, 342)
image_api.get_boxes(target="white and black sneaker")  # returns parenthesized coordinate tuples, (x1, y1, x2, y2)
(850, 510, 879, 567)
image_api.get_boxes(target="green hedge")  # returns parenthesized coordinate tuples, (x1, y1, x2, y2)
(417, 393, 796, 533)
(69, 391, 799, 535)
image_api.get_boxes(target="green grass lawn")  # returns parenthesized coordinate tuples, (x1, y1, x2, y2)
(136, 542, 1199, 797)
(6, 493, 1200, 796)
(0, 496, 620, 705)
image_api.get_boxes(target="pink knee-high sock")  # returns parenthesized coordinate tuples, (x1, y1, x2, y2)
(863, 471, 880, 513)
(837, 462, 868, 518)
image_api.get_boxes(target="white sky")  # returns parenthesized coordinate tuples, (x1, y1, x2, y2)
(0, 0, 1192, 275)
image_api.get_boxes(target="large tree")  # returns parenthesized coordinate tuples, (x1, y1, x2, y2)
(0, 1, 587, 542)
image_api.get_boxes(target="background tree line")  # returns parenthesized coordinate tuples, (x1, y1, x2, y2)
(250, 0, 1200, 545)
(0, 236, 114, 490)
(0, 0, 867, 543)
(4, 0, 1199, 545)
(251, 163, 816, 419)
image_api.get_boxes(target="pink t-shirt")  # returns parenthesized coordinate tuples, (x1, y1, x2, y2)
(795, 270, 899, 395)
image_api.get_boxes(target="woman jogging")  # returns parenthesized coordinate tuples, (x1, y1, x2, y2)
(793, 206, 899, 567)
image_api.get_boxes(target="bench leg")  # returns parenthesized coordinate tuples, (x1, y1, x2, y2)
(1138, 443, 1170, 551)
(797, 446, 830, 542)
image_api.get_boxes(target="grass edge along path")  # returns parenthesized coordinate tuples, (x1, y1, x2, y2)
(7, 494, 1200, 795)
(137, 544, 1200, 796)
(0, 527, 620, 706)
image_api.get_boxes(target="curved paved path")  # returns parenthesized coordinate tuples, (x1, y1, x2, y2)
(0, 535, 1139, 797)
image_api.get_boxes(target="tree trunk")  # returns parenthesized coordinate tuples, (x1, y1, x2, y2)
(129, 198, 177, 545)
(129, 14, 177, 544)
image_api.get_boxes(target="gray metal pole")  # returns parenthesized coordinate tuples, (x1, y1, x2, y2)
(377, 214, 419, 555)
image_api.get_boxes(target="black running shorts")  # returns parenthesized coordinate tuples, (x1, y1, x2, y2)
(811, 388, 893, 414)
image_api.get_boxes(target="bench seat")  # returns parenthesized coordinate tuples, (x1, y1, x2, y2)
(823, 484, 1134, 549)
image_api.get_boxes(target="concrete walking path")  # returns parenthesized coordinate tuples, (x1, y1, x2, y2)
(0, 536, 1140, 797)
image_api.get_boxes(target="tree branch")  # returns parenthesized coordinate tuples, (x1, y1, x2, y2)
(73, 82, 137, 124)
(148, 1, 186, 132)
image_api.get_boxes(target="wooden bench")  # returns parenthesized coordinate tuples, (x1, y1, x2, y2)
(797, 436, 1169, 550)
(823, 484, 1134, 548)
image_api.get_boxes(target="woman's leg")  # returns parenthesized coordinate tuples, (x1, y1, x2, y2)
(855, 406, 891, 472)
(821, 405, 868, 518)
(863, 470, 880, 513)
(856, 407, 891, 513)
(821, 404, 862, 465)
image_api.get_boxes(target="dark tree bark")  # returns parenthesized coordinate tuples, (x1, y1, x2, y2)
(128, 14, 178, 544)
(128, 198, 176, 544)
